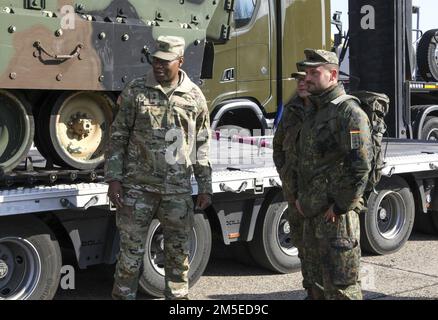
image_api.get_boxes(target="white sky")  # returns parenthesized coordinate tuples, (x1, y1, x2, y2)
(330, 0, 437, 36)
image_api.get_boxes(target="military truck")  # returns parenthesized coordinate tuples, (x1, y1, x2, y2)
(0, 0, 232, 173)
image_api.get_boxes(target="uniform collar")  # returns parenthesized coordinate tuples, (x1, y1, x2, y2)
(309, 84, 346, 110)
(144, 70, 194, 94)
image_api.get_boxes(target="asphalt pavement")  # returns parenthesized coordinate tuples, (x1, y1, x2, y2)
(54, 231, 438, 300)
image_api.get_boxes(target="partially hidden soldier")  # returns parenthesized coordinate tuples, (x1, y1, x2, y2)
(291, 49, 373, 300)
(105, 36, 213, 300)
(273, 69, 323, 300)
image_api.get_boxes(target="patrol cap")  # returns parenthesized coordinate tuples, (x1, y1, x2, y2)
(152, 36, 185, 61)
(296, 61, 306, 72)
(299, 48, 339, 67)
(291, 71, 306, 80)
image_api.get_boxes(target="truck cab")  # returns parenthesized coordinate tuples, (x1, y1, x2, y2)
(204, 0, 331, 133)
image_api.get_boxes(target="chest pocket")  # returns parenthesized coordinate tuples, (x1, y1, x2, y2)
(172, 96, 198, 128)
(135, 99, 167, 133)
(315, 118, 338, 157)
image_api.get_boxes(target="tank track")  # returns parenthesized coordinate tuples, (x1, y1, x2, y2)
(0, 156, 103, 188)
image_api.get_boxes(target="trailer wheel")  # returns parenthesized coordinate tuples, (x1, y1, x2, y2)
(138, 213, 211, 297)
(0, 216, 61, 300)
(417, 29, 438, 82)
(36, 91, 114, 170)
(420, 117, 438, 141)
(361, 176, 415, 255)
(0, 90, 34, 174)
(248, 191, 300, 273)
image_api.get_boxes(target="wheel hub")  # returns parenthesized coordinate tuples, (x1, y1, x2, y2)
(67, 112, 93, 140)
(277, 210, 298, 257)
(282, 221, 290, 234)
(427, 129, 438, 141)
(0, 260, 8, 279)
(379, 208, 388, 221)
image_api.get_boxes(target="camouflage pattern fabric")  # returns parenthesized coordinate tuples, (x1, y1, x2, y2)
(112, 189, 194, 300)
(292, 84, 372, 300)
(106, 67, 212, 300)
(303, 210, 362, 300)
(104, 70, 212, 195)
(274, 96, 316, 294)
(287, 201, 321, 294)
(294, 84, 372, 218)
(273, 95, 306, 204)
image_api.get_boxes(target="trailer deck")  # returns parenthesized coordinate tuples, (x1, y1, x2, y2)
(2, 138, 438, 217)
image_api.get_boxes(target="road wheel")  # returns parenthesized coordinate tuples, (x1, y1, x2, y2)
(0, 216, 62, 300)
(138, 213, 212, 297)
(361, 176, 415, 255)
(248, 191, 301, 273)
(0, 90, 34, 174)
(36, 91, 114, 169)
(421, 117, 438, 141)
(417, 29, 438, 82)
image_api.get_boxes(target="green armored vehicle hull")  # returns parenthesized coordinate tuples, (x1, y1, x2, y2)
(0, 0, 232, 172)
(0, 0, 329, 174)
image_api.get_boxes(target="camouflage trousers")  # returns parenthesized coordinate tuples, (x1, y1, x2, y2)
(112, 189, 194, 300)
(287, 202, 314, 292)
(303, 210, 363, 300)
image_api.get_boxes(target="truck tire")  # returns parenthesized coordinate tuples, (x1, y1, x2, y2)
(138, 213, 212, 297)
(248, 191, 300, 273)
(0, 90, 34, 174)
(420, 117, 438, 141)
(361, 176, 415, 255)
(417, 29, 438, 82)
(0, 215, 62, 300)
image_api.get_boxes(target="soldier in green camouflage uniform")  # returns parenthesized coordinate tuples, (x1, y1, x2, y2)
(105, 36, 212, 300)
(273, 70, 323, 300)
(290, 49, 372, 300)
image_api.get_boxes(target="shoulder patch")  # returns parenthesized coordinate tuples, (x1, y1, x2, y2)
(350, 131, 362, 150)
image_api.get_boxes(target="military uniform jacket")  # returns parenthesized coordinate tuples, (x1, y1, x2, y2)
(105, 70, 212, 195)
(291, 85, 372, 217)
(273, 95, 306, 202)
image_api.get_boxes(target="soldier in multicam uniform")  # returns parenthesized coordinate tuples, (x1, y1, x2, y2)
(290, 49, 372, 300)
(273, 69, 323, 300)
(104, 36, 212, 300)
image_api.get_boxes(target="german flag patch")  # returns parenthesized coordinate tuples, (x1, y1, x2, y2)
(350, 130, 362, 150)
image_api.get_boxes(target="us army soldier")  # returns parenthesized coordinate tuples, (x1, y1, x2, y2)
(105, 36, 212, 300)
(273, 70, 323, 299)
(292, 49, 372, 300)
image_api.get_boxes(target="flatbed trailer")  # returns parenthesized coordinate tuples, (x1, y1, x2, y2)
(2, 137, 438, 300)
